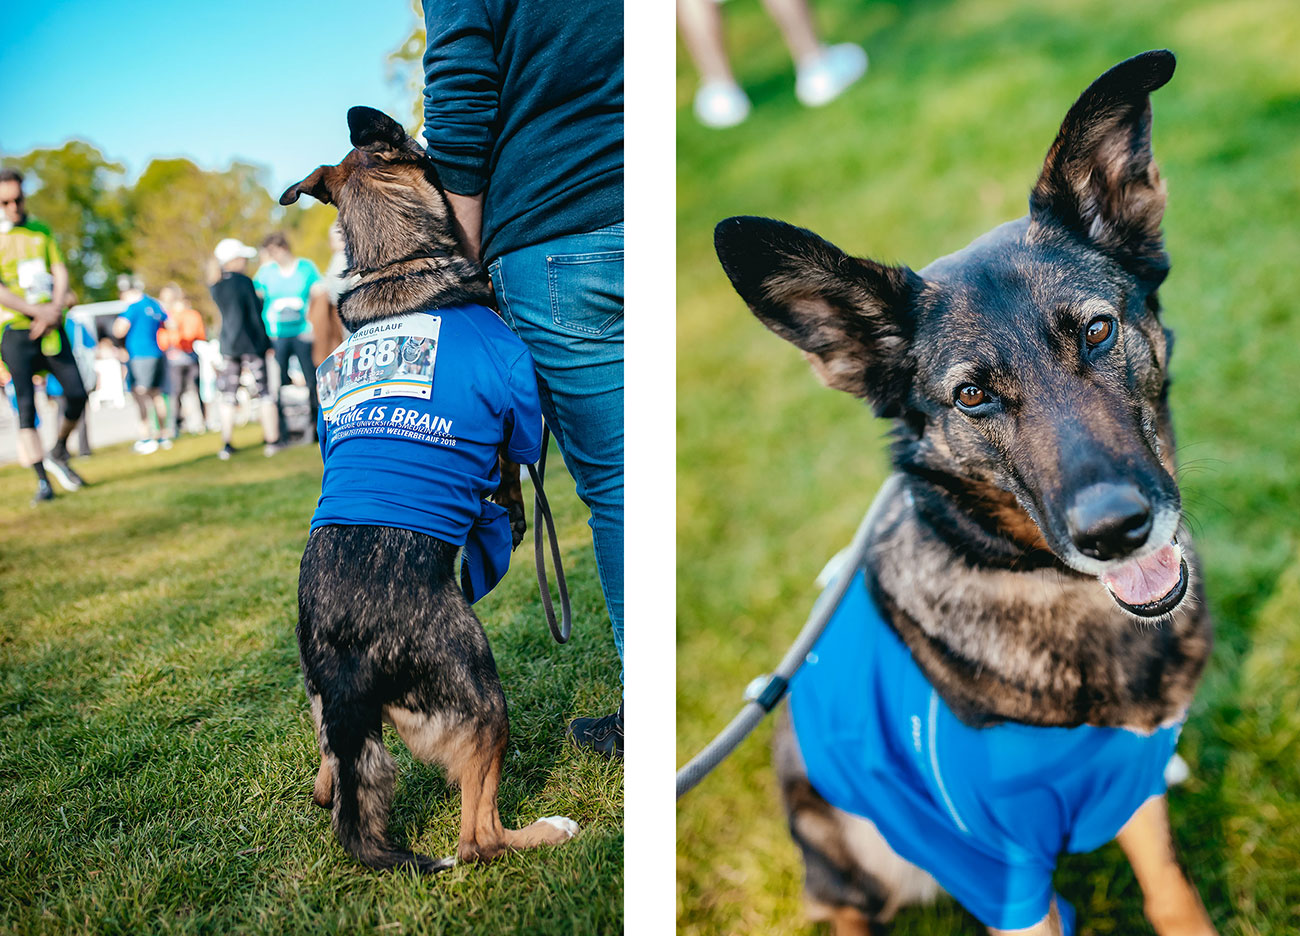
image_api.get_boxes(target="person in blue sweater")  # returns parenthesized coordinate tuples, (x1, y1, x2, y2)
(423, 0, 625, 758)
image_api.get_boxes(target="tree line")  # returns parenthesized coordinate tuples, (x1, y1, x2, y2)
(4, 141, 336, 324)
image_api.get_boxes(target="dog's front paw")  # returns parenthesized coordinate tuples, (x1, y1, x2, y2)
(493, 455, 528, 549)
(506, 497, 527, 549)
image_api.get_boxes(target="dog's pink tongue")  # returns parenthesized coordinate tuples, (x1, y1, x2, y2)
(1102, 542, 1182, 606)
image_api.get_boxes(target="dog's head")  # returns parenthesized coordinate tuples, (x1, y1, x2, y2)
(280, 106, 490, 328)
(716, 50, 1191, 619)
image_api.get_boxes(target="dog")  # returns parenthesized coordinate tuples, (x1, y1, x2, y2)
(713, 51, 1216, 935)
(280, 106, 576, 873)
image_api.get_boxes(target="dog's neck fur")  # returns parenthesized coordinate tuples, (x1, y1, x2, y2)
(334, 180, 493, 331)
(336, 253, 493, 332)
(865, 477, 1211, 732)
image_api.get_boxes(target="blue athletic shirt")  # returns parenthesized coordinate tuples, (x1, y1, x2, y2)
(310, 304, 542, 602)
(789, 567, 1181, 933)
(116, 296, 167, 359)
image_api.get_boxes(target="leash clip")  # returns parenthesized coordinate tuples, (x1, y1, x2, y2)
(744, 673, 789, 712)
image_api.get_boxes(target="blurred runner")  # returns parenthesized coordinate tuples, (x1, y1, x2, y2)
(254, 232, 327, 441)
(113, 275, 169, 453)
(210, 238, 279, 459)
(159, 283, 207, 437)
(0, 167, 88, 502)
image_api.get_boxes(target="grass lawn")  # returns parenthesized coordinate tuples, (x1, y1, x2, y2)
(676, 1, 1300, 933)
(0, 425, 622, 935)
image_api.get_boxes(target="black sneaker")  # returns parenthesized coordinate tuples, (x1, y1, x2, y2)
(567, 702, 623, 759)
(43, 450, 85, 491)
(217, 443, 236, 461)
(32, 479, 55, 505)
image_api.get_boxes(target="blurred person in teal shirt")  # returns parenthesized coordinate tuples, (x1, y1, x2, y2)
(255, 232, 327, 440)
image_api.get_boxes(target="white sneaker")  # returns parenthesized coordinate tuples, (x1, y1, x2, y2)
(133, 439, 159, 455)
(694, 80, 751, 129)
(160, 438, 174, 450)
(796, 43, 868, 107)
(42, 457, 83, 491)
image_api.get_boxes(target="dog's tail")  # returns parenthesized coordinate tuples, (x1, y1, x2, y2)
(323, 700, 452, 874)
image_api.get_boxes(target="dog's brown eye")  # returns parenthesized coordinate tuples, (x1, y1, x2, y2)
(1085, 316, 1114, 347)
(956, 385, 988, 408)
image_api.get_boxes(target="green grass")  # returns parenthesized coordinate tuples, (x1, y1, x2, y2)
(0, 426, 622, 935)
(676, 1, 1300, 933)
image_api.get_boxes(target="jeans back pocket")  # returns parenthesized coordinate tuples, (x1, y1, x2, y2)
(546, 250, 624, 338)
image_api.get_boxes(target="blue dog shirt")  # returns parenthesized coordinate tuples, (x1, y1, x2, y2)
(789, 568, 1181, 933)
(311, 304, 542, 602)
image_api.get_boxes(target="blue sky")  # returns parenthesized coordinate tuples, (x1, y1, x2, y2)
(0, 0, 418, 196)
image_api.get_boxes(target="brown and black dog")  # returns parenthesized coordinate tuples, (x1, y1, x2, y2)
(281, 106, 574, 873)
(715, 52, 1216, 934)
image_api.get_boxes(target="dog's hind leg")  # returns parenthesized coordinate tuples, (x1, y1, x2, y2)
(321, 697, 452, 874)
(307, 689, 334, 810)
(482, 728, 579, 854)
(388, 704, 578, 863)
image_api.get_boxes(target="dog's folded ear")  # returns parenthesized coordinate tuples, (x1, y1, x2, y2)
(348, 106, 410, 152)
(714, 216, 920, 415)
(1030, 49, 1175, 285)
(280, 166, 335, 206)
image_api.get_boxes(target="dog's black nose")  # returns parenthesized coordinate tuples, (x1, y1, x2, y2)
(1066, 483, 1153, 560)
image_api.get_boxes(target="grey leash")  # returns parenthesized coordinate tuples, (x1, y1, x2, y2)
(527, 424, 572, 643)
(675, 474, 902, 800)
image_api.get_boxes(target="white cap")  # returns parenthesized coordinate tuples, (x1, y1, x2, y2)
(214, 238, 259, 265)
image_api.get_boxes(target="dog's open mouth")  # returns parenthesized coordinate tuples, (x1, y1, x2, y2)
(1100, 540, 1188, 617)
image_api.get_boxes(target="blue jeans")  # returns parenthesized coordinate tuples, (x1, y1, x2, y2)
(489, 222, 624, 669)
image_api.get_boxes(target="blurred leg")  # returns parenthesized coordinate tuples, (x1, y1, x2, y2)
(2, 329, 45, 466)
(677, 0, 736, 84)
(249, 355, 279, 445)
(168, 359, 186, 437)
(41, 327, 87, 447)
(273, 336, 294, 440)
(294, 337, 318, 440)
(761, 0, 822, 63)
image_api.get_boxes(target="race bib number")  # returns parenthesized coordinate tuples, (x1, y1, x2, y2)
(269, 296, 305, 322)
(17, 258, 53, 304)
(316, 314, 441, 422)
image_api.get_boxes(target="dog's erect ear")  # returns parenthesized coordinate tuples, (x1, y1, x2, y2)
(280, 165, 335, 206)
(715, 216, 921, 415)
(348, 106, 409, 152)
(1030, 49, 1175, 284)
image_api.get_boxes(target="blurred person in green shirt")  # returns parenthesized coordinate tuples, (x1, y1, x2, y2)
(0, 167, 87, 503)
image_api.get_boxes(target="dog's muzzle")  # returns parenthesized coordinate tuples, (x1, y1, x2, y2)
(1100, 539, 1188, 617)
